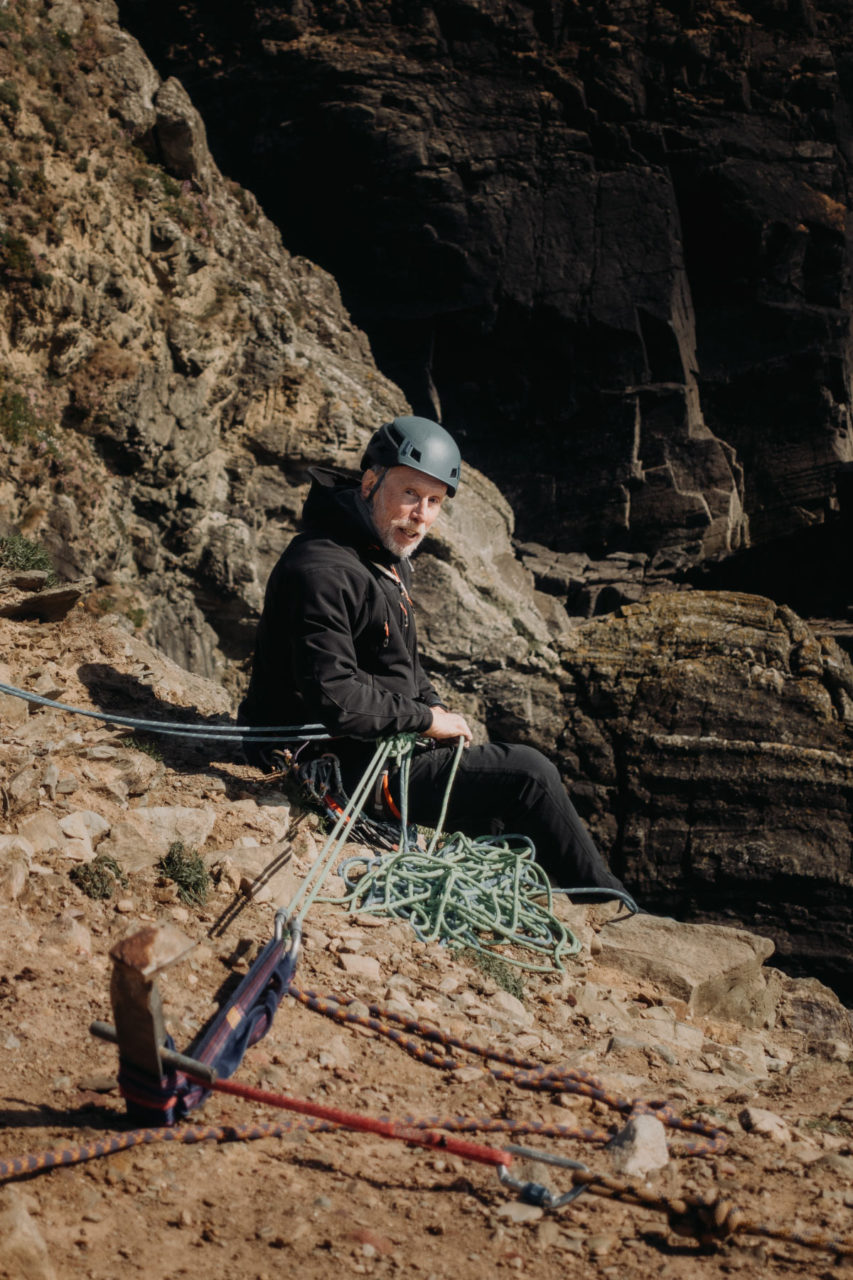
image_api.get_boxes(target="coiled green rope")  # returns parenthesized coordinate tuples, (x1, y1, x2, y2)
(334, 833, 581, 973)
(298, 734, 581, 973)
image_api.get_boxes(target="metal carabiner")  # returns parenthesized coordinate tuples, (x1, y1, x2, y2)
(274, 909, 303, 983)
(497, 1144, 590, 1209)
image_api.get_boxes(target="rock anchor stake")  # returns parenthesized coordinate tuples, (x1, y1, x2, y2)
(104, 923, 197, 1080)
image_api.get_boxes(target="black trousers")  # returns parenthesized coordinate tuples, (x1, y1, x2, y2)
(380, 741, 626, 893)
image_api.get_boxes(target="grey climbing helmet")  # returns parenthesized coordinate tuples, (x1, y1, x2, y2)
(361, 416, 462, 496)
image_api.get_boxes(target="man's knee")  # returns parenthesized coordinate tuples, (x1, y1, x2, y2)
(499, 743, 562, 791)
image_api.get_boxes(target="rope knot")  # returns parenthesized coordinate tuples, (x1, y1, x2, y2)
(668, 1197, 746, 1243)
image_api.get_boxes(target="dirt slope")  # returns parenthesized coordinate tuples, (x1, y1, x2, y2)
(0, 606, 853, 1278)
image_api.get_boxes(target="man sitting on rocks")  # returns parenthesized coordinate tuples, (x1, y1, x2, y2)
(240, 415, 627, 894)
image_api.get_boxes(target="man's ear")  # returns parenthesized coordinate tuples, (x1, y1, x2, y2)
(361, 467, 382, 499)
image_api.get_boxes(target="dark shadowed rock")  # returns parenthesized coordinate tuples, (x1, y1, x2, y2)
(114, 0, 853, 577)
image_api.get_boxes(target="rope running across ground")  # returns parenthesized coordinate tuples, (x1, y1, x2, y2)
(3, 1087, 852, 1258)
(286, 982, 729, 1154)
(0, 680, 329, 741)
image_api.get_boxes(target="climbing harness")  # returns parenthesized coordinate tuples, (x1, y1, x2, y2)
(285, 747, 415, 853)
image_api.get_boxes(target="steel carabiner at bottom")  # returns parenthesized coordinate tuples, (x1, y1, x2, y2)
(497, 1144, 590, 1209)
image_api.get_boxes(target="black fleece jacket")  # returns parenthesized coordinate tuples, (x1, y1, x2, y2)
(240, 468, 444, 746)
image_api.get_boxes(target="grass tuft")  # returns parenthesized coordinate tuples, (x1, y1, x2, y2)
(158, 840, 210, 905)
(120, 734, 163, 761)
(70, 852, 128, 900)
(459, 946, 525, 1001)
(0, 532, 55, 580)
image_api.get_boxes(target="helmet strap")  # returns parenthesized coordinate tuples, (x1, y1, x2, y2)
(363, 465, 388, 503)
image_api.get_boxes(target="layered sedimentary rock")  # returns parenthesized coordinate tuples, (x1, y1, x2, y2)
(472, 590, 853, 996)
(0, 0, 554, 683)
(114, 0, 853, 573)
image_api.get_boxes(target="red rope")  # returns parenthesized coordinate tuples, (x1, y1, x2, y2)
(196, 1074, 511, 1169)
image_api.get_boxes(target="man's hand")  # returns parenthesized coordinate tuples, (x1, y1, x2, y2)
(424, 705, 473, 746)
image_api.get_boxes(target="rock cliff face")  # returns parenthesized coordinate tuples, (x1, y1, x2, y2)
(2, 3, 853, 996)
(114, 0, 853, 579)
(0, 0, 548, 688)
(455, 588, 853, 998)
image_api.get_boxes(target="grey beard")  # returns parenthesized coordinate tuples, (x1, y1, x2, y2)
(380, 528, 420, 558)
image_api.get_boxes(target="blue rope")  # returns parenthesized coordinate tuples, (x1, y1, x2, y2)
(0, 681, 329, 742)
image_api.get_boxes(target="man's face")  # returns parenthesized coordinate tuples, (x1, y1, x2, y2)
(361, 464, 448, 558)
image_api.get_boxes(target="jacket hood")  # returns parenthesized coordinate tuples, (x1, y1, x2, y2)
(301, 467, 402, 565)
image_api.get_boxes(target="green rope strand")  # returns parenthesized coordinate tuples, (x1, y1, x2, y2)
(424, 737, 465, 855)
(287, 731, 581, 971)
(284, 732, 417, 923)
(332, 834, 580, 973)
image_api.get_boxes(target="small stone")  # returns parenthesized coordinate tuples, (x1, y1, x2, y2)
(0, 1185, 57, 1280)
(115, 898, 136, 914)
(59, 810, 111, 843)
(536, 1219, 562, 1248)
(495, 1202, 544, 1224)
(17, 811, 65, 854)
(808, 1038, 851, 1062)
(0, 690, 28, 728)
(587, 1233, 618, 1256)
(33, 669, 63, 699)
(63, 838, 94, 863)
(484, 988, 532, 1029)
(77, 1074, 117, 1093)
(40, 913, 93, 955)
(0, 853, 30, 903)
(301, 926, 331, 949)
(41, 763, 59, 800)
(453, 1066, 486, 1084)
(338, 953, 381, 980)
(0, 834, 34, 860)
(607, 1113, 670, 1177)
(738, 1106, 792, 1144)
